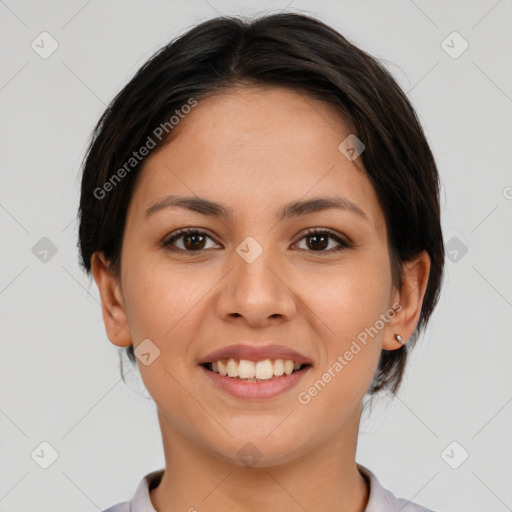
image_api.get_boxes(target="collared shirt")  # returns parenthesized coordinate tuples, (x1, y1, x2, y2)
(102, 463, 436, 512)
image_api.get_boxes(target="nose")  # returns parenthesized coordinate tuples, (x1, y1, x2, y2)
(215, 245, 297, 327)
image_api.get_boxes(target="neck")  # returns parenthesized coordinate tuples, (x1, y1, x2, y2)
(150, 407, 369, 512)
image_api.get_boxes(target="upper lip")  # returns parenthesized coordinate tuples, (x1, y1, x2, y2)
(199, 344, 312, 365)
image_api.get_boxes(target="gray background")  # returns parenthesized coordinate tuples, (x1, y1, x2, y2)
(1, 0, 511, 510)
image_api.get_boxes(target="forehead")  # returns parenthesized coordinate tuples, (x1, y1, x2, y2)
(128, 85, 384, 231)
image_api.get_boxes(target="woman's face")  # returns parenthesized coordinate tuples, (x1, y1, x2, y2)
(101, 86, 406, 466)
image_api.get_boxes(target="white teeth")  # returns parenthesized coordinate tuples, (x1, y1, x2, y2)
(207, 358, 305, 381)
(226, 358, 238, 377)
(274, 359, 284, 376)
(255, 359, 273, 380)
(238, 359, 255, 379)
(218, 360, 227, 376)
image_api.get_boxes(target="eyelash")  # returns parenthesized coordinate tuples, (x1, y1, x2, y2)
(162, 227, 353, 255)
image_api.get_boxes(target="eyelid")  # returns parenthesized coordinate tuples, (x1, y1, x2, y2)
(162, 227, 220, 248)
(162, 226, 354, 253)
(295, 227, 354, 250)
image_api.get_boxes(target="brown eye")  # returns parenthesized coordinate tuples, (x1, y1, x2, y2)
(305, 233, 329, 250)
(163, 228, 219, 252)
(163, 227, 352, 255)
(182, 232, 206, 250)
(295, 229, 352, 252)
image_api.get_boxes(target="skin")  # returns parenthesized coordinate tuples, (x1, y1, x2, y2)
(91, 85, 431, 512)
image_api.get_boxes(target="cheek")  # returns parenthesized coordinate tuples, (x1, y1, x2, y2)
(294, 270, 387, 425)
(121, 263, 207, 414)
(123, 259, 210, 342)
(298, 252, 392, 339)
(300, 251, 391, 397)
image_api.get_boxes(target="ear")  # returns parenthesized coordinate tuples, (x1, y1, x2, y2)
(90, 252, 132, 348)
(382, 250, 431, 351)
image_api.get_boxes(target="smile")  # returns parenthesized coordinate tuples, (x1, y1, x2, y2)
(200, 359, 312, 399)
(203, 358, 310, 382)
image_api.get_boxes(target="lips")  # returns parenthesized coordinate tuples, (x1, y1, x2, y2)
(198, 344, 312, 366)
(198, 344, 313, 398)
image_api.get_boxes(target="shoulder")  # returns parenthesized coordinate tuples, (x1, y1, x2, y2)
(100, 468, 165, 512)
(101, 503, 131, 512)
(357, 463, 437, 512)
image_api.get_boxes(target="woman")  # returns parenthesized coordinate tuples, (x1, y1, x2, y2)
(78, 12, 444, 512)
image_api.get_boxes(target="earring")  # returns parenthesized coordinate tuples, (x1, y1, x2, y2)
(394, 334, 404, 345)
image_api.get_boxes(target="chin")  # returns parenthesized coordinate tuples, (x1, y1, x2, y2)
(210, 431, 310, 469)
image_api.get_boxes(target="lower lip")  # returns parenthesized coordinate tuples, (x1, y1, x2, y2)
(200, 365, 311, 399)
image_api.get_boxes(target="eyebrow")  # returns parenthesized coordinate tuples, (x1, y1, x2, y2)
(145, 194, 368, 221)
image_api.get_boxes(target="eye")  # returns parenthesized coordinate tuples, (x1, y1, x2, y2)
(294, 228, 353, 253)
(162, 227, 353, 254)
(163, 228, 220, 252)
